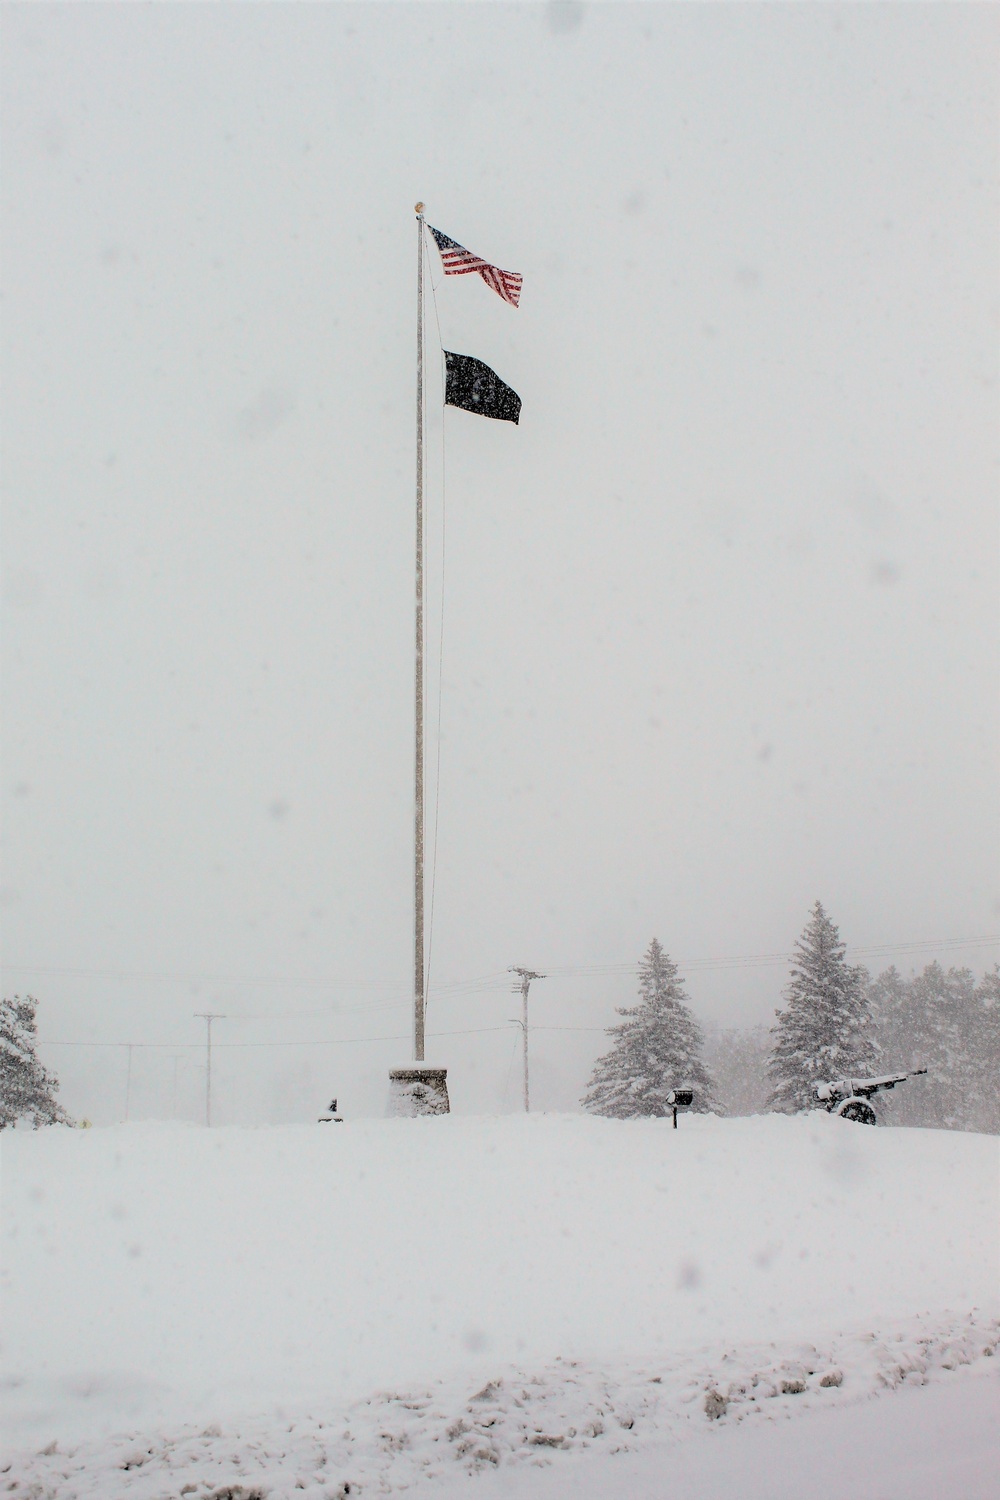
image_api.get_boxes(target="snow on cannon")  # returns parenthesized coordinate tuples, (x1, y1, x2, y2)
(814, 1068, 928, 1125)
(666, 1088, 693, 1129)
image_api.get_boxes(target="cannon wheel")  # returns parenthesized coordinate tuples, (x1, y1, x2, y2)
(834, 1097, 877, 1126)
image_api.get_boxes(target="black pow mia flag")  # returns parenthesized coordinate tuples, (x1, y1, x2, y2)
(443, 351, 521, 425)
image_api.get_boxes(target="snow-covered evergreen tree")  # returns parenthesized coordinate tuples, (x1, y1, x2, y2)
(767, 902, 878, 1114)
(970, 968, 1000, 1135)
(869, 962, 999, 1134)
(582, 939, 717, 1117)
(866, 964, 912, 1066)
(0, 994, 73, 1129)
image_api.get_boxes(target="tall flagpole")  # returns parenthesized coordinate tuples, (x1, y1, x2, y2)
(414, 202, 426, 1063)
(386, 202, 447, 1115)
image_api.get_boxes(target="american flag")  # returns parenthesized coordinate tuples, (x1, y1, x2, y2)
(428, 226, 522, 308)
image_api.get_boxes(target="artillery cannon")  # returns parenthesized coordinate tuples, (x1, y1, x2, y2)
(814, 1068, 927, 1125)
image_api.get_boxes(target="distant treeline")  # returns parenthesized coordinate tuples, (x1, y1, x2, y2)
(706, 962, 1000, 1135)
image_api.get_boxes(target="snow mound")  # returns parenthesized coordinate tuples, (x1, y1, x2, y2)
(4, 1311, 997, 1498)
(3, 1111, 997, 1495)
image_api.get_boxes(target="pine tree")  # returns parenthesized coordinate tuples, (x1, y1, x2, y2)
(767, 902, 878, 1114)
(582, 939, 717, 1117)
(0, 994, 73, 1129)
(969, 968, 1000, 1135)
(866, 965, 912, 1067)
(869, 962, 999, 1133)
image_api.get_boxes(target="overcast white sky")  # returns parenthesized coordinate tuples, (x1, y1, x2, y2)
(3, 2, 998, 1122)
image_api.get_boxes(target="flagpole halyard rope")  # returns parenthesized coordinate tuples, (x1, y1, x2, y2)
(418, 218, 523, 1030)
(424, 262, 449, 1021)
(413, 204, 426, 1064)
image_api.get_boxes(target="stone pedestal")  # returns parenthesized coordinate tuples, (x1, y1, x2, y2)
(387, 1067, 450, 1117)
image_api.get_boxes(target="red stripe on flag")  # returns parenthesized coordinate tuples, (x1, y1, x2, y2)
(435, 238, 522, 306)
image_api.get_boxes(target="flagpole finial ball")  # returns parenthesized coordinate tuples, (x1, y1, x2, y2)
(415, 201, 425, 215)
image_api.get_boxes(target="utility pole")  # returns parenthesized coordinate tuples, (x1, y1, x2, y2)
(509, 968, 545, 1113)
(194, 1013, 225, 1126)
(169, 1054, 184, 1119)
(124, 1042, 133, 1122)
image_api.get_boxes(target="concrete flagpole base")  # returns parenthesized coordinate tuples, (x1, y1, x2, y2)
(387, 1067, 450, 1117)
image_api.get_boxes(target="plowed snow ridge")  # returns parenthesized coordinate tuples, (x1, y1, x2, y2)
(3, 1112, 997, 1496)
(5, 1311, 998, 1498)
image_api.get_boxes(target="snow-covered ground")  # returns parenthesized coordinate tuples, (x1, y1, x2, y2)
(2, 1112, 997, 1497)
(418, 1370, 1000, 1500)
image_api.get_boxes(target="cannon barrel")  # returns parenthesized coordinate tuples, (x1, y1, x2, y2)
(816, 1067, 927, 1102)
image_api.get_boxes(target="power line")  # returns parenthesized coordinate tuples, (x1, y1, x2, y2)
(538, 935, 1000, 980)
(6, 936, 995, 992)
(230, 998, 412, 1021)
(0, 963, 433, 990)
(40, 1038, 403, 1049)
(534, 1025, 609, 1033)
(0, 962, 513, 997)
(38, 1025, 513, 1050)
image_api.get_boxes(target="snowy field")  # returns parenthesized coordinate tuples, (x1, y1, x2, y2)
(2, 1112, 998, 1497)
